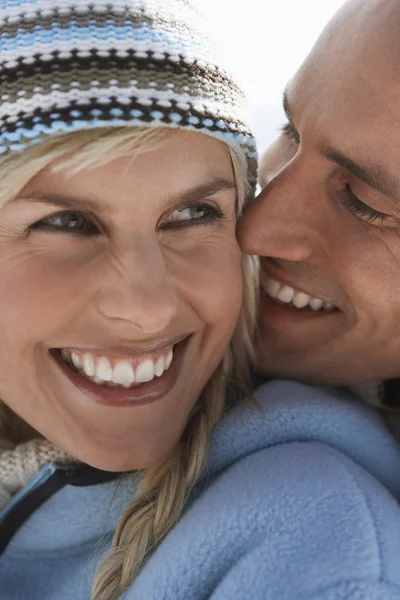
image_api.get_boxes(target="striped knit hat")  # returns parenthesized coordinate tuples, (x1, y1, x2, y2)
(0, 0, 257, 194)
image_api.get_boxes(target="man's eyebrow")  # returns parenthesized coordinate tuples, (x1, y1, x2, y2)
(283, 89, 399, 199)
(15, 179, 236, 211)
(319, 144, 400, 200)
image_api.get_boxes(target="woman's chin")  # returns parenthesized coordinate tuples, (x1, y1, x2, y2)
(61, 436, 178, 473)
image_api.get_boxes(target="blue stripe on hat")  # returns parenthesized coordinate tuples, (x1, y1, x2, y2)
(0, 23, 206, 53)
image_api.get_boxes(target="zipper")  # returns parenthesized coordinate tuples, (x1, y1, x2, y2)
(0, 463, 56, 524)
(0, 463, 121, 555)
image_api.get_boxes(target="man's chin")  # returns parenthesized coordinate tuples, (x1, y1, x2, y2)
(254, 355, 380, 388)
(254, 335, 354, 387)
(254, 351, 350, 388)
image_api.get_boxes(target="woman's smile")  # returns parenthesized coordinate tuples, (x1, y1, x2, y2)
(50, 334, 190, 407)
(0, 1, 259, 596)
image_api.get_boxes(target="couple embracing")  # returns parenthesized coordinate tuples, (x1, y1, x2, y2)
(0, 0, 399, 599)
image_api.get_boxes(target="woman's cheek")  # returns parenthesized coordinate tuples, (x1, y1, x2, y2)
(0, 248, 91, 332)
(171, 235, 243, 325)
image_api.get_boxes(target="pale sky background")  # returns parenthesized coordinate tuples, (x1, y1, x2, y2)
(193, 0, 346, 154)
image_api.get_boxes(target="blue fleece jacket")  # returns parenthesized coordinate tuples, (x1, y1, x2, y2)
(1, 381, 400, 600)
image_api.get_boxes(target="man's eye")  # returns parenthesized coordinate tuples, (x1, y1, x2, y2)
(281, 122, 300, 145)
(337, 184, 389, 225)
(30, 211, 100, 236)
(163, 203, 223, 228)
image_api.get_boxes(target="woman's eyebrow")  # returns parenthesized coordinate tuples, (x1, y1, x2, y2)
(170, 179, 236, 204)
(12, 192, 112, 213)
(15, 178, 236, 212)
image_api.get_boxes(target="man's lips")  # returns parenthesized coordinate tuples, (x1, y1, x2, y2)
(259, 290, 335, 323)
(259, 269, 338, 313)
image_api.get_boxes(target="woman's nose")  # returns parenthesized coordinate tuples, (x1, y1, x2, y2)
(95, 238, 178, 334)
(237, 167, 324, 262)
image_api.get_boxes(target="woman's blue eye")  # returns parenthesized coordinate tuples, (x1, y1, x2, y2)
(30, 204, 223, 236)
(31, 211, 99, 235)
(165, 203, 222, 227)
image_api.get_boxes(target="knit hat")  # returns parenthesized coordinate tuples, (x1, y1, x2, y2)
(0, 0, 257, 195)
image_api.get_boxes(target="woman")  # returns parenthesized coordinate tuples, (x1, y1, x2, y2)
(0, 0, 257, 597)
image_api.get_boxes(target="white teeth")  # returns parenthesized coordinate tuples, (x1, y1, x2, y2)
(260, 271, 335, 313)
(95, 357, 113, 381)
(293, 291, 312, 309)
(310, 298, 324, 311)
(154, 356, 165, 377)
(82, 353, 96, 377)
(266, 277, 281, 297)
(277, 285, 295, 304)
(60, 346, 175, 388)
(165, 349, 173, 370)
(135, 359, 155, 384)
(112, 361, 135, 387)
(71, 352, 82, 369)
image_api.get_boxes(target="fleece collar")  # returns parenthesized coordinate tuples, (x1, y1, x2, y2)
(206, 380, 400, 501)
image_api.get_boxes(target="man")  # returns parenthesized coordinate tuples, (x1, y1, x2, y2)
(238, 0, 400, 414)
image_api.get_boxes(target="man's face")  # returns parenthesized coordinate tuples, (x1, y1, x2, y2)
(238, 0, 400, 385)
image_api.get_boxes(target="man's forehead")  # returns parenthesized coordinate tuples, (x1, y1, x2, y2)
(295, 0, 400, 92)
(265, 0, 400, 199)
(288, 14, 400, 130)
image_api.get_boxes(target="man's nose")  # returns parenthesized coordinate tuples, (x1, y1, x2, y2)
(237, 163, 327, 262)
(95, 238, 177, 335)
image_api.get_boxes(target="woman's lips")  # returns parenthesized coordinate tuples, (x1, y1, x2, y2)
(50, 337, 189, 407)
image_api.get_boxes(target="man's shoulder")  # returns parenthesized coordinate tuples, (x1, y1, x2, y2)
(208, 435, 400, 536)
(127, 438, 400, 599)
(208, 440, 400, 598)
(208, 379, 400, 498)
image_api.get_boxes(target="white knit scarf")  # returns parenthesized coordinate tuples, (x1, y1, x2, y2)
(0, 437, 75, 510)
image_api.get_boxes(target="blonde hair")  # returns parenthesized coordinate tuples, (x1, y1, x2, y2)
(0, 127, 258, 599)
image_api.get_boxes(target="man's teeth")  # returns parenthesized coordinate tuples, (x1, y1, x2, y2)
(260, 272, 335, 312)
(60, 347, 174, 388)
